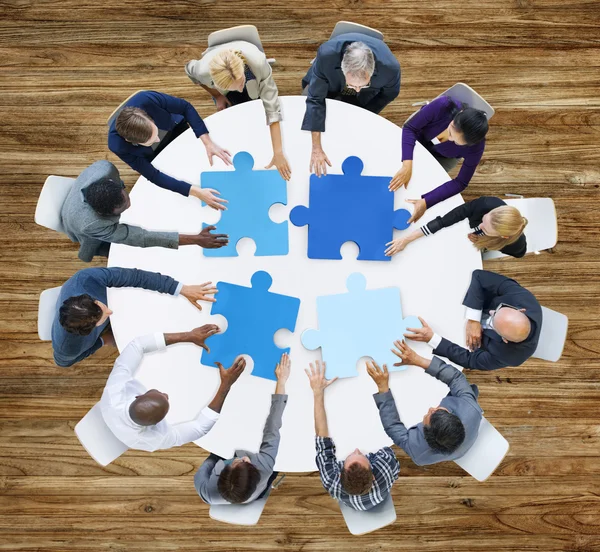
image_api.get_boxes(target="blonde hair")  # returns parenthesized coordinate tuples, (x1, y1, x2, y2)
(209, 50, 245, 90)
(471, 206, 528, 252)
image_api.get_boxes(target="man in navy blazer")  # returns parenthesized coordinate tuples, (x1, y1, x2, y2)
(367, 341, 483, 466)
(301, 33, 401, 176)
(108, 90, 230, 207)
(406, 270, 543, 371)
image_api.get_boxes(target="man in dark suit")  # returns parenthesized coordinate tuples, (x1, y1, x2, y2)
(108, 90, 230, 206)
(301, 33, 401, 176)
(406, 270, 543, 371)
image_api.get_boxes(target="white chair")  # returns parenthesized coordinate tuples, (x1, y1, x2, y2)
(454, 418, 509, 482)
(406, 82, 494, 125)
(106, 89, 146, 127)
(339, 493, 397, 535)
(75, 403, 129, 466)
(38, 286, 62, 341)
(482, 197, 558, 260)
(206, 25, 275, 64)
(34, 176, 75, 233)
(330, 21, 384, 41)
(532, 306, 569, 362)
(209, 497, 269, 526)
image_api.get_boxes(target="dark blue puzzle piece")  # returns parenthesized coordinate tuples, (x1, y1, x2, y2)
(290, 156, 411, 261)
(201, 271, 300, 381)
(201, 151, 288, 257)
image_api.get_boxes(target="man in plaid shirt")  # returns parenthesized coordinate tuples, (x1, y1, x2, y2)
(306, 361, 400, 511)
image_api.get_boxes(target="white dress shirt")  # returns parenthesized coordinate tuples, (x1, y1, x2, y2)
(100, 333, 219, 452)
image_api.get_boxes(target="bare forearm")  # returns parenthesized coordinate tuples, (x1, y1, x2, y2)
(178, 234, 198, 246)
(313, 392, 329, 437)
(311, 131, 322, 150)
(406, 228, 425, 245)
(164, 331, 194, 346)
(269, 122, 283, 153)
(207, 383, 231, 414)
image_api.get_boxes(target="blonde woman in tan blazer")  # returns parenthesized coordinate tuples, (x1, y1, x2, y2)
(185, 41, 291, 180)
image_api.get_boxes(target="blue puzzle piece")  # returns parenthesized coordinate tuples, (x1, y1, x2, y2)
(201, 271, 300, 381)
(301, 273, 422, 379)
(201, 151, 288, 257)
(290, 156, 411, 261)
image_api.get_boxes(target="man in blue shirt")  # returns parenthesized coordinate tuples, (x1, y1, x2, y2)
(52, 267, 217, 367)
(108, 90, 231, 207)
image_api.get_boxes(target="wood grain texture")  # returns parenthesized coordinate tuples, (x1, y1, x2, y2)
(1, 0, 599, 550)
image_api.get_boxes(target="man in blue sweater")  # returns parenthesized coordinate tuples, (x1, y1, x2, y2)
(108, 90, 231, 207)
(52, 267, 217, 367)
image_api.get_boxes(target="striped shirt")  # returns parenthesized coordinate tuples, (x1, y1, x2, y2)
(315, 436, 400, 511)
(421, 223, 485, 237)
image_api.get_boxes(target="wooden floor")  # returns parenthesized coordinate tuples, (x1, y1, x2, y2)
(1, 1, 599, 550)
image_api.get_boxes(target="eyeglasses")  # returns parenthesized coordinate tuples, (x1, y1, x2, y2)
(488, 303, 519, 331)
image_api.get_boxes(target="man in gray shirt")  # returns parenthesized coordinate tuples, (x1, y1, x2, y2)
(367, 340, 483, 466)
(60, 160, 228, 262)
(194, 353, 290, 504)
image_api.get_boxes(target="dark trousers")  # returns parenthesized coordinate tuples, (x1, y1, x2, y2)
(151, 120, 190, 159)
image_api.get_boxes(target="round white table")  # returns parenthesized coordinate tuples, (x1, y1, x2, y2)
(107, 96, 482, 472)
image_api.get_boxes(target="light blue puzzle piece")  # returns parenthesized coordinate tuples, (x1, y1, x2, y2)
(301, 273, 422, 379)
(201, 271, 300, 381)
(201, 151, 288, 257)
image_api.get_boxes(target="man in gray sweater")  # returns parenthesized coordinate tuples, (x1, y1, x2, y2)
(60, 160, 228, 262)
(367, 340, 483, 466)
(194, 353, 290, 504)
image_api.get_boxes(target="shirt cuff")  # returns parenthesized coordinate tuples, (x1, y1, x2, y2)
(428, 333, 443, 349)
(465, 307, 483, 322)
(174, 282, 183, 296)
(200, 407, 220, 422)
(153, 332, 167, 350)
(266, 111, 283, 125)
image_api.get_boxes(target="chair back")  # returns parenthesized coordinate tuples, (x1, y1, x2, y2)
(330, 21, 384, 41)
(34, 176, 75, 233)
(454, 417, 509, 481)
(207, 25, 265, 52)
(209, 497, 269, 526)
(75, 403, 129, 466)
(440, 82, 494, 119)
(38, 286, 62, 341)
(106, 90, 147, 127)
(483, 198, 558, 260)
(532, 306, 569, 362)
(339, 493, 396, 535)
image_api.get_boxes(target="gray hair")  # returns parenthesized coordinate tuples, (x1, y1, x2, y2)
(341, 42, 375, 79)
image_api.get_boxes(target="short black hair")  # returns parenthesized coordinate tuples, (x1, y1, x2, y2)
(423, 410, 466, 454)
(453, 107, 489, 146)
(217, 462, 261, 504)
(84, 177, 126, 216)
(59, 294, 103, 335)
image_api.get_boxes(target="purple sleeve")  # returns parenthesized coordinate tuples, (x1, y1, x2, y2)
(402, 96, 453, 161)
(421, 142, 485, 208)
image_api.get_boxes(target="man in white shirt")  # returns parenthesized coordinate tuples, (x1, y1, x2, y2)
(100, 324, 245, 452)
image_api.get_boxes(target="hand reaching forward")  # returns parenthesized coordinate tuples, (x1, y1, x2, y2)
(404, 316, 434, 342)
(180, 282, 218, 312)
(466, 320, 482, 351)
(305, 360, 337, 394)
(266, 151, 292, 181)
(366, 360, 389, 393)
(204, 139, 232, 167)
(189, 324, 220, 352)
(391, 339, 430, 369)
(407, 198, 427, 224)
(216, 357, 246, 389)
(275, 352, 291, 394)
(190, 186, 228, 210)
(196, 225, 229, 249)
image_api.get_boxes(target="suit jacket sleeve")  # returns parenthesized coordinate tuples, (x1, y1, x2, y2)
(83, 218, 179, 250)
(149, 91, 208, 138)
(425, 356, 480, 404)
(53, 336, 104, 368)
(194, 453, 223, 503)
(373, 391, 414, 457)
(434, 337, 509, 371)
(425, 199, 476, 235)
(98, 267, 179, 295)
(463, 269, 519, 311)
(253, 394, 288, 474)
(301, 53, 332, 132)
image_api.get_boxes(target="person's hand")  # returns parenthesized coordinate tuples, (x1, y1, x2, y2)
(391, 339, 430, 369)
(305, 360, 337, 394)
(275, 352, 291, 394)
(216, 357, 246, 389)
(180, 283, 218, 312)
(389, 161, 413, 191)
(190, 187, 228, 210)
(466, 320, 482, 351)
(196, 225, 229, 249)
(265, 151, 292, 181)
(204, 139, 232, 167)
(215, 94, 231, 112)
(404, 316, 434, 342)
(366, 360, 389, 393)
(385, 237, 410, 256)
(407, 198, 427, 224)
(310, 147, 332, 177)
(101, 329, 116, 348)
(188, 324, 220, 352)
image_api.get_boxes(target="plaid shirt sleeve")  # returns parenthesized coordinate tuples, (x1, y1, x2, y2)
(370, 446, 400, 496)
(315, 436, 343, 500)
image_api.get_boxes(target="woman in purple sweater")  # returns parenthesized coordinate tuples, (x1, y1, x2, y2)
(390, 96, 489, 223)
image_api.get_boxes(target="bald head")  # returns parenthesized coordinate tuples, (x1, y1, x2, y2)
(129, 390, 169, 426)
(493, 308, 531, 343)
